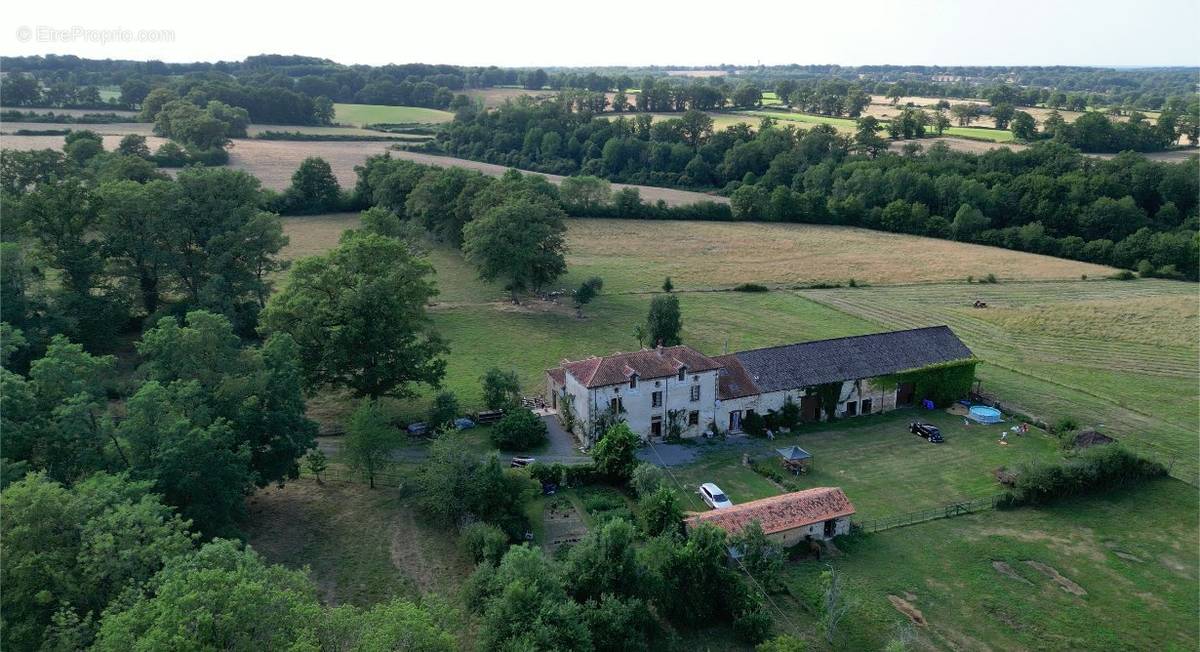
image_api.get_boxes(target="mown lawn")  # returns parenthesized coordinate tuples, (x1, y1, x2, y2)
(802, 280, 1200, 482)
(332, 103, 454, 127)
(780, 478, 1198, 651)
(667, 409, 1062, 518)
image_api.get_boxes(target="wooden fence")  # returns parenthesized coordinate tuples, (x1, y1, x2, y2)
(854, 494, 1003, 533)
(297, 462, 407, 489)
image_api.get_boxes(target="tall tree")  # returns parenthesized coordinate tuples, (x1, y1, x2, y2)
(645, 294, 682, 347)
(0, 472, 195, 651)
(262, 231, 447, 400)
(344, 401, 400, 489)
(462, 197, 568, 303)
(284, 157, 341, 214)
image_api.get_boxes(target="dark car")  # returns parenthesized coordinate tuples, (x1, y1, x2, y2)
(909, 422, 944, 443)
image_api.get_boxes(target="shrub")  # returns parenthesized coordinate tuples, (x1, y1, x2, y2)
(480, 367, 521, 410)
(1109, 270, 1137, 280)
(630, 463, 666, 496)
(742, 410, 767, 437)
(734, 609, 773, 644)
(490, 409, 547, 450)
(1052, 415, 1079, 434)
(778, 397, 801, 430)
(592, 423, 639, 482)
(733, 283, 770, 292)
(427, 391, 460, 430)
(847, 278, 858, 288)
(1005, 445, 1166, 506)
(984, 273, 998, 283)
(461, 522, 510, 564)
(637, 487, 683, 537)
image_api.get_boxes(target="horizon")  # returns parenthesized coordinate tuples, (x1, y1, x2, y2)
(4, 0, 1199, 68)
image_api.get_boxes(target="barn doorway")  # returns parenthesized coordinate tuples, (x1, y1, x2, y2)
(896, 382, 916, 406)
(800, 396, 820, 422)
(823, 519, 836, 538)
(650, 416, 662, 438)
(729, 410, 743, 432)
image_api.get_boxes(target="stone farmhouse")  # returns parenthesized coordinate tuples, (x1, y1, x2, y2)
(545, 326, 973, 444)
(685, 487, 857, 544)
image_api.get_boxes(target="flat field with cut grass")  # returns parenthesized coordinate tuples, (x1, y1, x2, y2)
(332, 103, 454, 127)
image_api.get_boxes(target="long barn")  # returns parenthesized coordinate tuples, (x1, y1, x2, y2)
(546, 326, 974, 444)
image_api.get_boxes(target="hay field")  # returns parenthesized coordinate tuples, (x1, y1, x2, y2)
(564, 218, 1113, 291)
(464, 88, 559, 108)
(1, 132, 168, 151)
(332, 103, 454, 127)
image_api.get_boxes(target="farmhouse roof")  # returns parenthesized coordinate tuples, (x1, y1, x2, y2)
(558, 346, 722, 389)
(546, 367, 566, 386)
(686, 487, 855, 536)
(713, 354, 761, 400)
(732, 326, 973, 392)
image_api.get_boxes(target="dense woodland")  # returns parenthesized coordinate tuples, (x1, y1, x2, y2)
(0, 123, 804, 649)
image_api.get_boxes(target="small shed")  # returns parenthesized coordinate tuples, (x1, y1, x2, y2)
(777, 445, 812, 475)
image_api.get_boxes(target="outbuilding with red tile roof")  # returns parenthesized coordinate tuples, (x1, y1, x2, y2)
(685, 487, 856, 544)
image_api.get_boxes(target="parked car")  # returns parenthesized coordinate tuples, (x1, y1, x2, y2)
(510, 456, 536, 468)
(699, 482, 733, 509)
(909, 422, 944, 443)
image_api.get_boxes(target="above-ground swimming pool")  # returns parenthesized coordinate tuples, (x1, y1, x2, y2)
(969, 405, 1003, 424)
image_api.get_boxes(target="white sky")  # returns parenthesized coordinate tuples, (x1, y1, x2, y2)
(3, 0, 1198, 68)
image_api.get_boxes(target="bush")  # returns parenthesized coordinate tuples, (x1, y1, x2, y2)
(480, 367, 522, 411)
(742, 410, 767, 437)
(984, 273, 998, 283)
(490, 409, 547, 450)
(1052, 415, 1079, 433)
(733, 283, 770, 292)
(461, 522, 510, 564)
(1005, 445, 1166, 506)
(592, 423, 639, 482)
(630, 463, 665, 497)
(427, 391, 460, 430)
(778, 397, 801, 430)
(1109, 269, 1137, 280)
(734, 609, 773, 644)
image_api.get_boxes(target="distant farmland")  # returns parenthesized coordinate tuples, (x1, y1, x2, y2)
(332, 103, 454, 127)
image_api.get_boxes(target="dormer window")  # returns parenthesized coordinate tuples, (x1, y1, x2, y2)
(677, 367, 686, 381)
(629, 374, 638, 389)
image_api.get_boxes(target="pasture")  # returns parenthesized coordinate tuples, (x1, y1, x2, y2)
(332, 103, 454, 127)
(776, 477, 1198, 651)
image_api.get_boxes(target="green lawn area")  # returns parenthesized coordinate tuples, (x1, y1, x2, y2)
(780, 478, 1198, 651)
(801, 281, 1200, 482)
(332, 103, 454, 127)
(944, 125, 1014, 142)
(736, 109, 857, 132)
(669, 409, 1062, 518)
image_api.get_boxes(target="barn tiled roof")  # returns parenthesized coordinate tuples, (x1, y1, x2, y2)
(732, 326, 973, 392)
(560, 346, 722, 389)
(713, 354, 761, 400)
(686, 487, 855, 536)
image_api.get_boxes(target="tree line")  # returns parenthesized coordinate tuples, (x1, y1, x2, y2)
(433, 99, 1199, 279)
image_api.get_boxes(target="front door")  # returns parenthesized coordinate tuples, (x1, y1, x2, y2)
(896, 382, 916, 406)
(650, 416, 662, 438)
(729, 410, 743, 431)
(823, 519, 837, 538)
(800, 396, 820, 422)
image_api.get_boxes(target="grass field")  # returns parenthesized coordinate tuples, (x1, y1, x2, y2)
(245, 476, 473, 607)
(563, 219, 1111, 291)
(332, 103, 454, 127)
(668, 410, 1063, 517)
(782, 478, 1198, 651)
(801, 280, 1200, 480)
(739, 109, 1016, 143)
